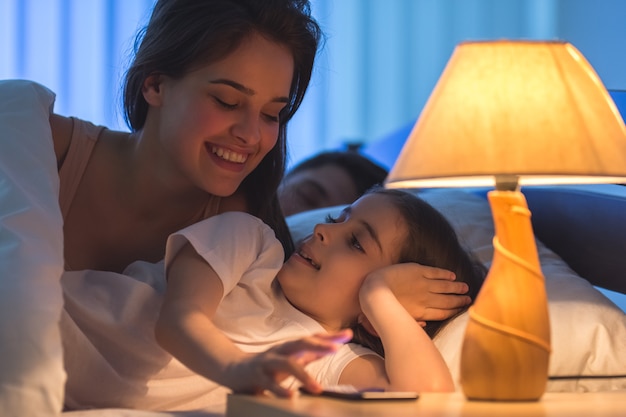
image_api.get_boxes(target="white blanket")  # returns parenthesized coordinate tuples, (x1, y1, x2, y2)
(0, 80, 66, 415)
(0, 80, 221, 417)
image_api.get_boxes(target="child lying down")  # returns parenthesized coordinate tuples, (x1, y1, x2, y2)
(61, 188, 484, 412)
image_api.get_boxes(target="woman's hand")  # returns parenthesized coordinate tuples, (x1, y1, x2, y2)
(225, 330, 353, 397)
(370, 263, 471, 325)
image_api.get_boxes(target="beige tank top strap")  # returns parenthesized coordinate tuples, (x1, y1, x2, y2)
(58, 117, 106, 218)
(202, 195, 222, 218)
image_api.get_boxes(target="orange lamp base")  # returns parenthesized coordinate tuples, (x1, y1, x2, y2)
(460, 190, 551, 401)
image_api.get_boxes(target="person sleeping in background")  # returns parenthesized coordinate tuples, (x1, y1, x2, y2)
(279, 150, 388, 216)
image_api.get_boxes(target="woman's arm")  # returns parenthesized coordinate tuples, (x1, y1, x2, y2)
(156, 242, 348, 396)
(339, 264, 455, 393)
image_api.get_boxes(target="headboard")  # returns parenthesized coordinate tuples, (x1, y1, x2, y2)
(524, 184, 626, 294)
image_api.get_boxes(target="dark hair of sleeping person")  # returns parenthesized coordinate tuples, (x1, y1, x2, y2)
(279, 150, 388, 216)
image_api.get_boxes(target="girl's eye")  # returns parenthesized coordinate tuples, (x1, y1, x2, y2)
(214, 96, 237, 109)
(324, 214, 364, 253)
(349, 234, 365, 253)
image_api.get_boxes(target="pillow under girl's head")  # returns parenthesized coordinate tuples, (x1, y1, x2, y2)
(360, 188, 485, 341)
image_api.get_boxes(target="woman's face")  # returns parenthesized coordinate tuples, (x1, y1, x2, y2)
(144, 33, 294, 197)
(277, 193, 407, 331)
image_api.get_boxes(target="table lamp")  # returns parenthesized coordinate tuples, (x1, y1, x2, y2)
(385, 40, 626, 401)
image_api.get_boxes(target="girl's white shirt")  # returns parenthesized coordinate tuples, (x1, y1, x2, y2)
(62, 211, 376, 412)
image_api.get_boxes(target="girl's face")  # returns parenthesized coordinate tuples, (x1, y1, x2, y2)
(144, 33, 294, 197)
(277, 193, 407, 331)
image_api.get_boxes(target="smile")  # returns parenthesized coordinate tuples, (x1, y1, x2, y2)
(211, 145, 248, 163)
(297, 249, 320, 270)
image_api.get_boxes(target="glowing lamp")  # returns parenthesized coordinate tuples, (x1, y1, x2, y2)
(385, 40, 626, 401)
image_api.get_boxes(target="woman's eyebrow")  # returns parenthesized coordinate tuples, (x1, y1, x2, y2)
(210, 78, 289, 103)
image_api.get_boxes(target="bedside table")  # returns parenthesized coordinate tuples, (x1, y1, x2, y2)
(227, 391, 626, 417)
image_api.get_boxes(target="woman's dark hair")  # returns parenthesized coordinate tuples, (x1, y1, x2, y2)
(122, 0, 323, 257)
(286, 151, 388, 197)
(350, 188, 486, 357)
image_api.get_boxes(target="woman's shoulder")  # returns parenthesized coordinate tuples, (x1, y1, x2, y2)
(50, 114, 109, 167)
(49, 113, 73, 165)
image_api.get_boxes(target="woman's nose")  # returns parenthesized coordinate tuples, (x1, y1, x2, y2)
(231, 111, 261, 145)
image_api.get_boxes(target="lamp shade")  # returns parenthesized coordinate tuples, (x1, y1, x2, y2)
(386, 40, 626, 189)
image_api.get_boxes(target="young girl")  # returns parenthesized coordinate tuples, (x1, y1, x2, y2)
(157, 188, 484, 403)
(60, 188, 483, 411)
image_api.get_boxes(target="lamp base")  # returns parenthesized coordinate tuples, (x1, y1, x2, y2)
(460, 190, 551, 401)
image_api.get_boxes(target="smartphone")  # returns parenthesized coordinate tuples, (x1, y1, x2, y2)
(299, 385, 419, 401)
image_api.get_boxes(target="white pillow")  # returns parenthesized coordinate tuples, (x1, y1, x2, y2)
(286, 188, 626, 392)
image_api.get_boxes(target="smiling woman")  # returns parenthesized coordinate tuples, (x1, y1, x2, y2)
(0, 0, 322, 415)
(135, 33, 293, 206)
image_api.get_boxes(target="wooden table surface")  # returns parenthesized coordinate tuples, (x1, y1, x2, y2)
(227, 391, 626, 417)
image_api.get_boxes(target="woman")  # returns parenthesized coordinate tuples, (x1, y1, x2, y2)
(0, 1, 320, 414)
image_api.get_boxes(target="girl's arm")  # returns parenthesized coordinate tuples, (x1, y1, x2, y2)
(156, 242, 348, 396)
(338, 264, 455, 393)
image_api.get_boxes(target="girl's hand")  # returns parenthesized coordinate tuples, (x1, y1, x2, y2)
(226, 330, 353, 397)
(365, 263, 471, 325)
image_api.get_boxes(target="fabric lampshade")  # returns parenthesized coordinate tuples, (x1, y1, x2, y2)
(386, 40, 626, 189)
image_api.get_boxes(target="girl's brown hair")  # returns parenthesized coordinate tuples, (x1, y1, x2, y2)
(351, 188, 486, 356)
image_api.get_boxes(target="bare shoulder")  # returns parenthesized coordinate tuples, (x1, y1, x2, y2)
(49, 113, 73, 167)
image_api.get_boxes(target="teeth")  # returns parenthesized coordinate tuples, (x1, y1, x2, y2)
(212, 146, 247, 163)
(299, 250, 320, 270)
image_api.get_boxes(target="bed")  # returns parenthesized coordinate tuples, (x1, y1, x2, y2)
(3, 82, 624, 417)
(61, 183, 626, 417)
(69, 99, 626, 417)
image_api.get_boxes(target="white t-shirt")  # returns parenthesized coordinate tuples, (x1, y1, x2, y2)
(61, 212, 376, 412)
